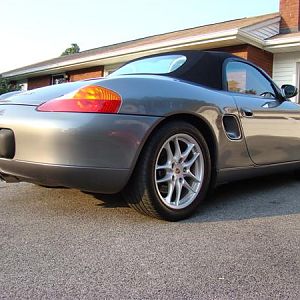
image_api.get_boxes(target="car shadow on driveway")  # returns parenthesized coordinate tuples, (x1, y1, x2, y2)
(184, 172, 300, 223)
(90, 192, 129, 208)
(89, 172, 300, 222)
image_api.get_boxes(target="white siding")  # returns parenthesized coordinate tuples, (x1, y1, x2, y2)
(273, 52, 300, 85)
(273, 52, 300, 102)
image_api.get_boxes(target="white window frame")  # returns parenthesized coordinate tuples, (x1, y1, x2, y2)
(17, 79, 28, 91)
(52, 73, 68, 85)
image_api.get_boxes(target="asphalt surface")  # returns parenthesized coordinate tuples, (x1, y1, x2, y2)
(0, 173, 299, 299)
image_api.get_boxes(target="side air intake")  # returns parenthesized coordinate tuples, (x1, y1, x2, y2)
(222, 115, 242, 140)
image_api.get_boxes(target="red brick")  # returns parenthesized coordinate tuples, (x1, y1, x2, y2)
(280, 0, 300, 33)
(68, 66, 103, 82)
(28, 76, 51, 90)
(212, 45, 273, 76)
(212, 45, 249, 60)
(27, 67, 104, 89)
(246, 45, 273, 76)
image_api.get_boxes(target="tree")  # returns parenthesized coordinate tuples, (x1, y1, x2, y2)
(0, 78, 20, 95)
(61, 43, 80, 56)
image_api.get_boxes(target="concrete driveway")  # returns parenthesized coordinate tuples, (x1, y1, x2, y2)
(0, 173, 299, 299)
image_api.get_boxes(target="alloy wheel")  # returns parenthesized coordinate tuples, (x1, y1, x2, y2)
(154, 133, 205, 209)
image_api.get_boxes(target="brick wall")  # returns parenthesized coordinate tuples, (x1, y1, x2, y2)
(212, 45, 273, 76)
(213, 45, 248, 60)
(280, 0, 300, 33)
(68, 66, 103, 82)
(27, 66, 104, 89)
(246, 45, 274, 76)
(28, 76, 51, 90)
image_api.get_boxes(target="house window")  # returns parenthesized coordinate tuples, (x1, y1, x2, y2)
(17, 79, 28, 91)
(52, 74, 68, 85)
(104, 64, 123, 77)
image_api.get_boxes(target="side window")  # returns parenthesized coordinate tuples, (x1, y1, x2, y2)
(226, 61, 276, 98)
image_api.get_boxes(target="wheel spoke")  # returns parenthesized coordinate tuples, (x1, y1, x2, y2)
(164, 142, 174, 161)
(165, 180, 175, 203)
(184, 152, 200, 168)
(174, 137, 181, 160)
(181, 143, 194, 162)
(175, 179, 183, 206)
(156, 163, 172, 171)
(157, 173, 173, 184)
(184, 170, 201, 183)
(183, 179, 196, 193)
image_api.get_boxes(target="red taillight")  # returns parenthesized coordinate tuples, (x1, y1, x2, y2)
(37, 85, 122, 113)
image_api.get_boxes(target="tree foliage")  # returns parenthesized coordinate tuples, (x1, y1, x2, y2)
(0, 78, 20, 95)
(61, 43, 80, 56)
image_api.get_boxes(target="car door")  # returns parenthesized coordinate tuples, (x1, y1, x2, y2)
(225, 60, 300, 165)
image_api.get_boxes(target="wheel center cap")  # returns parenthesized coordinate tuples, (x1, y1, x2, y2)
(175, 168, 181, 174)
(173, 163, 183, 175)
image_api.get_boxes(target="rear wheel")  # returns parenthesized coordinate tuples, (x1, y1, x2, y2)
(125, 121, 211, 221)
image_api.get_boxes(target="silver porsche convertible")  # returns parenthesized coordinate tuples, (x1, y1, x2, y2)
(0, 51, 299, 221)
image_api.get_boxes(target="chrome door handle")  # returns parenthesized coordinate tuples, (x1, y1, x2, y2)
(241, 108, 253, 117)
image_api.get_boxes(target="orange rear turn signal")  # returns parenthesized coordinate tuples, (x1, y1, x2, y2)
(37, 85, 122, 113)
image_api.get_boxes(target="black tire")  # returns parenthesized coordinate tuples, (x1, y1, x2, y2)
(294, 169, 300, 179)
(124, 121, 211, 221)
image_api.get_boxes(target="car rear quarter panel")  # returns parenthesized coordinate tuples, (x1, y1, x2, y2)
(0, 105, 159, 169)
(99, 76, 253, 169)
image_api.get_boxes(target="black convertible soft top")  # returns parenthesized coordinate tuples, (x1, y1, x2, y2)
(122, 50, 243, 90)
(165, 50, 240, 90)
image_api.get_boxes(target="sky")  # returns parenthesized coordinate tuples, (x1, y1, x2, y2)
(0, 0, 280, 73)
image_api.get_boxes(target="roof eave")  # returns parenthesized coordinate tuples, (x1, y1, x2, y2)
(5, 27, 287, 81)
(236, 30, 266, 49)
(2, 29, 244, 80)
(265, 36, 300, 53)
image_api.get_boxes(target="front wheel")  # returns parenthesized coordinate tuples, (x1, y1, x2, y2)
(125, 121, 211, 221)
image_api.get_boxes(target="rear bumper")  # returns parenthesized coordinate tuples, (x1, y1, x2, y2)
(0, 105, 161, 193)
(0, 159, 129, 193)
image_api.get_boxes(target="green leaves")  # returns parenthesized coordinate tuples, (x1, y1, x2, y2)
(0, 78, 21, 95)
(61, 43, 80, 56)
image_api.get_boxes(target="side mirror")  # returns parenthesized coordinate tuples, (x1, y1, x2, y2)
(281, 84, 298, 99)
